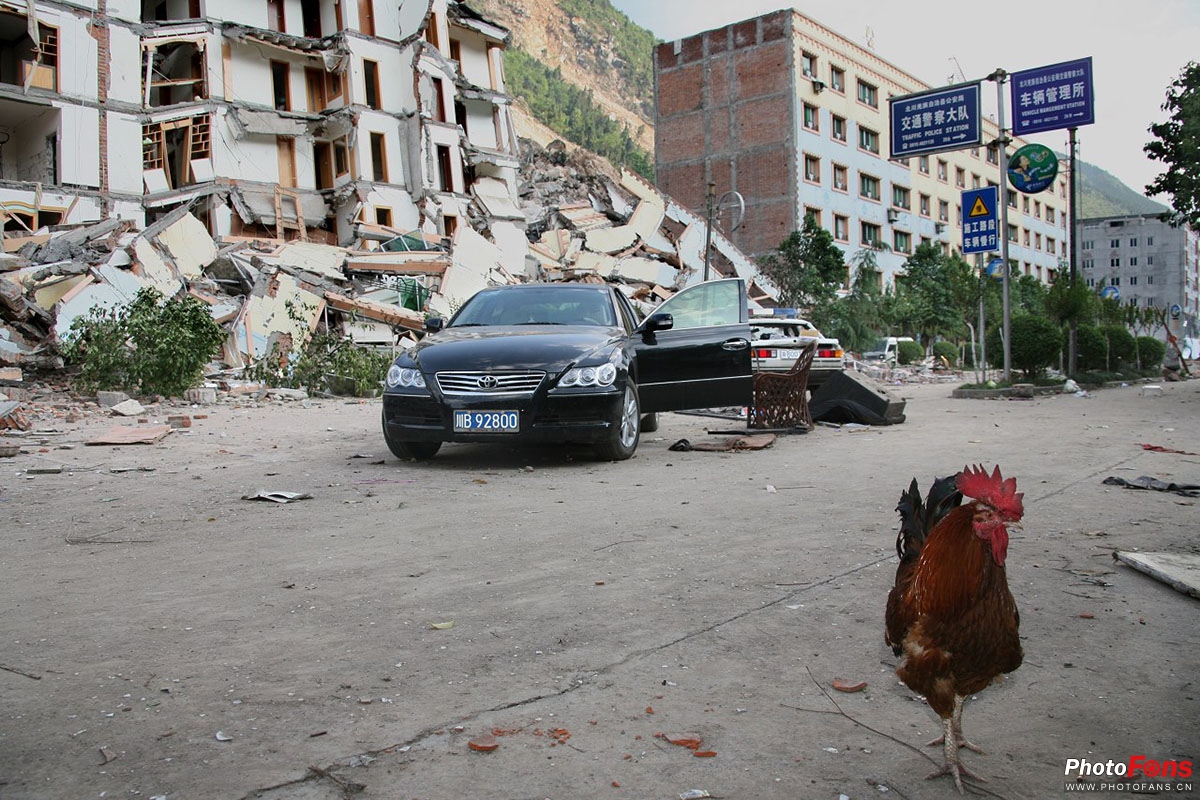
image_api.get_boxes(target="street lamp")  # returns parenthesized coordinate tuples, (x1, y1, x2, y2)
(702, 181, 745, 281)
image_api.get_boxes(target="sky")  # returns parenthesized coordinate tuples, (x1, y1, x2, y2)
(608, 0, 1198, 200)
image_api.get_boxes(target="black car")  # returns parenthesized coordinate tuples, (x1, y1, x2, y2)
(381, 279, 753, 460)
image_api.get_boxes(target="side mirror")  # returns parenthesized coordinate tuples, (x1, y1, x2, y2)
(425, 317, 445, 333)
(640, 312, 674, 333)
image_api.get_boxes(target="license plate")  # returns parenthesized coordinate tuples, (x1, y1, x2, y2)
(454, 410, 519, 433)
(777, 349, 801, 359)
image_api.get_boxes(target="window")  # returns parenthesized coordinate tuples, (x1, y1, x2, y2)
(1147, 236, 1154, 246)
(1023, 196, 1030, 213)
(1083, 240, 1093, 250)
(919, 156, 929, 174)
(972, 174, 981, 189)
(1148, 275, 1154, 284)
(805, 207, 822, 226)
(1148, 255, 1155, 265)
(1130, 237, 1138, 247)
(1111, 276, 1121, 286)
(1130, 276, 1139, 286)
(370, 132, 388, 181)
(801, 51, 817, 77)
(859, 173, 880, 201)
(1023, 229, 1030, 246)
(834, 214, 849, 241)
(334, 138, 349, 176)
(803, 103, 819, 131)
(857, 79, 878, 107)
(363, 59, 381, 109)
(1008, 224, 1018, 243)
(892, 185, 910, 209)
(893, 230, 912, 253)
(1111, 257, 1120, 267)
(830, 65, 845, 92)
(804, 154, 820, 183)
(358, 0, 375, 36)
(375, 206, 392, 226)
(1048, 237, 1056, 254)
(831, 115, 846, 142)
(987, 144, 999, 165)
(1110, 238, 1121, 248)
(938, 200, 949, 222)
(919, 193, 931, 217)
(833, 164, 848, 191)
(955, 167, 965, 188)
(859, 126, 879, 154)
(271, 61, 291, 111)
(1034, 200, 1041, 218)
(1130, 256, 1139, 266)
(1083, 259, 1094, 269)
(861, 221, 882, 246)
(436, 144, 453, 190)
(1046, 207, 1055, 225)
(937, 159, 948, 181)
(1034, 233, 1042, 251)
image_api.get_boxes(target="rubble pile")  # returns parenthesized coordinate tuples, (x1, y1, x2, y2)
(0, 137, 775, 402)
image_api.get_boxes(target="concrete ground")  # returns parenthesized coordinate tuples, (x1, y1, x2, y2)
(1, 377, 1197, 799)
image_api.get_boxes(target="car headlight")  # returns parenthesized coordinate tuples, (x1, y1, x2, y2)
(386, 365, 426, 389)
(559, 362, 617, 388)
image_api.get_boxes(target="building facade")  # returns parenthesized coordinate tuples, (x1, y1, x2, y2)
(1078, 214, 1199, 344)
(0, 0, 525, 271)
(653, 9, 1070, 288)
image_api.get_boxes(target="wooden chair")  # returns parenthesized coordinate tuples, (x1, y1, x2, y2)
(749, 340, 816, 431)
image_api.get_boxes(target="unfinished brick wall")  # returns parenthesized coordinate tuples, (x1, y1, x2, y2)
(654, 10, 797, 260)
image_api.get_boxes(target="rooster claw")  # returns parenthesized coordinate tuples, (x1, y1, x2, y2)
(927, 760, 987, 794)
(926, 734, 985, 754)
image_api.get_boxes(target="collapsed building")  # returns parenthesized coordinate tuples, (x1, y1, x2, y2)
(0, 0, 777, 382)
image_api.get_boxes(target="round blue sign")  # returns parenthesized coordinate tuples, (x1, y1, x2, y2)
(1008, 143, 1059, 194)
(986, 257, 1006, 281)
(1100, 285, 1120, 301)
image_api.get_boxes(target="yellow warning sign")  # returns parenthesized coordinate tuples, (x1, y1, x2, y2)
(969, 196, 991, 217)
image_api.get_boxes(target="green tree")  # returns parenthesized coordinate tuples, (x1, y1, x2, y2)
(986, 315, 1062, 380)
(758, 215, 846, 316)
(823, 248, 884, 351)
(893, 243, 970, 345)
(1145, 62, 1200, 227)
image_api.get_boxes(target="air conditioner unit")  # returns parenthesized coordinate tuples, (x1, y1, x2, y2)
(935, 222, 947, 234)
(886, 208, 899, 223)
(811, 78, 826, 94)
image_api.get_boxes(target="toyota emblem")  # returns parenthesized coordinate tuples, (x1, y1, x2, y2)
(477, 375, 498, 389)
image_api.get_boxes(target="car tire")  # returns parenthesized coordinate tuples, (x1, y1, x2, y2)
(382, 410, 442, 461)
(595, 382, 640, 461)
(639, 412, 659, 433)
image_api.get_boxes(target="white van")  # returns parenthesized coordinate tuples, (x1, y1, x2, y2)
(864, 336, 915, 365)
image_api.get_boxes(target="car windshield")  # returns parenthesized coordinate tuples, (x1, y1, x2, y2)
(451, 287, 617, 328)
(870, 338, 889, 352)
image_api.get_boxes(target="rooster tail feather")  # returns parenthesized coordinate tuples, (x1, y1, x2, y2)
(894, 475, 963, 562)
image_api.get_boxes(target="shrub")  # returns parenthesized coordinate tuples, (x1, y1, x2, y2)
(897, 339, 924, 365)
(985, 315, 1062, 380)
(1135, 336, 1167, 368)
(932, 340, 958, 367)
(63, 288, 225, 397)
(1075, 324, 1107, 371)
(1101, 325, 1136, 367)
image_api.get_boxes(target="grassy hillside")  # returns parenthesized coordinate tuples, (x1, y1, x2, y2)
(1076, 160, 1169, 218)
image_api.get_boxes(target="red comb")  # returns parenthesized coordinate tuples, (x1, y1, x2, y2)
(955, 464, 1024, 516)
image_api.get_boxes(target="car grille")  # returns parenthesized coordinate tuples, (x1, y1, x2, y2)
(436, 371, 546, 396)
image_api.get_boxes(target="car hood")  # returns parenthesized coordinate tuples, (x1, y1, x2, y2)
(409, 326, 623, 372)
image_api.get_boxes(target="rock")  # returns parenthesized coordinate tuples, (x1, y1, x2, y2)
(110, 399, 145, 416)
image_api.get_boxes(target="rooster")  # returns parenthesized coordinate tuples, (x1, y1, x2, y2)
(885, 465, 1024, 793)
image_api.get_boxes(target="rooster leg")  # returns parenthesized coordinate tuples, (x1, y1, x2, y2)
(925, 696, 985, 753)
(926, 716, 987, 794)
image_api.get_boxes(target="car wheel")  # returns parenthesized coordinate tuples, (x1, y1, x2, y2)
(639, 412, 659, 433)
(382, 410, 442, 461)
(595, 382, 640, 461)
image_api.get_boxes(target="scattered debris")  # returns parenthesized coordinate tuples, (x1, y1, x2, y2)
(215, 731, 232, 742)
(109, 399, 146, 417)
(1114, 551, 1200, 599)
(1102, 476, 1200, 497)
(832, 678, 868, 693)
(668, 434, 776, 452)
(86, 425, 173, 446)
(430, 621, 455, 630)
(1139, 443, 1199, 456)
(241, 490, 313, 504)
(468, 733, 499, 752)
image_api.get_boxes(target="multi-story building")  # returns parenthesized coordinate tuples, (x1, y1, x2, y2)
(1078, 213, 1199, 343)
(653, 9, 1070, 288)
(0, 0, 525, 271)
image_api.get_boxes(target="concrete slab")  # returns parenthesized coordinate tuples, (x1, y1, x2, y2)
(1115, 551, 1200, 599)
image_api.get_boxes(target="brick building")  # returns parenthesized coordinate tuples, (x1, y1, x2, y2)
(0, 0, 526, 271)
(653, 9, 1071, 288)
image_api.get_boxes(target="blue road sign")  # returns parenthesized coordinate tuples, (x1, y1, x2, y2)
(889, 82, 982, 158)
(961, 186, 998, 255)
(1011, 57, 1095, 136)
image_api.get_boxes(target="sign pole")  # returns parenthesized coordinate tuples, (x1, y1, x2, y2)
(1068, 126, 1079, 378)
(703, 181, 715, 282)
(978, 252, 987, 383)
(991, 68, 1013, 382)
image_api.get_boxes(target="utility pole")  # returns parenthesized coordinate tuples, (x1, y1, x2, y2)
(989, 68, 1013, 383)
(1067, 126, 1079, 377)
(703, 181, 716, 282)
